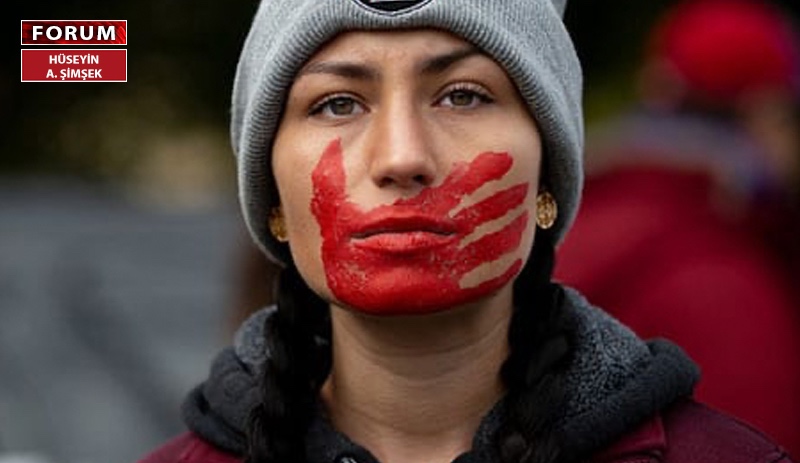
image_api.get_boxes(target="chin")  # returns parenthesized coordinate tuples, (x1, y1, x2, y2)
(330, 261, 522, 316)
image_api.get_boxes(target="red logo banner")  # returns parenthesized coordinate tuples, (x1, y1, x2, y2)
(21, 49, 127, 82)
(21, 20, 127, 45)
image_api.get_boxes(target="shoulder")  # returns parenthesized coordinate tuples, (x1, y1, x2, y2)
(135, 432, 240, 463)
(662, 399, 793, 463)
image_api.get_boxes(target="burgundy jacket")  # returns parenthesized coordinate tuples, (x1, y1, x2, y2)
(138, 399, 793, 463)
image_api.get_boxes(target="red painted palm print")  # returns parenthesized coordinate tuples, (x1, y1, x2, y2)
(311, 139, 529, 314)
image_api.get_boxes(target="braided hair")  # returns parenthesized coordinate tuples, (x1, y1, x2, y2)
(245, 264, 330, 463)
(245, 227, 573, 463)
(495, 227, 572, 463)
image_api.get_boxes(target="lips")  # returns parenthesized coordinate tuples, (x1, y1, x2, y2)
(348, 210, 458, 253)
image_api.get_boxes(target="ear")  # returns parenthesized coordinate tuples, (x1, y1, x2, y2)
(551, 0, 567, 17)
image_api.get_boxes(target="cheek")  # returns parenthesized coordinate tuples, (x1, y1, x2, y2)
(511, 136, 542, 264)
(517, 191, 540, 266)
(272, 146, 334, 300)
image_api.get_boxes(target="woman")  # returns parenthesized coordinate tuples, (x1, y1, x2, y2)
(138, 1, 795, 462)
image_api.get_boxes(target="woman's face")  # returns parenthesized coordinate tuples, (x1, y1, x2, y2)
(272, 29, 543, 315)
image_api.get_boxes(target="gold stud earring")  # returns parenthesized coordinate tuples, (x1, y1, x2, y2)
(269, 207, 289, 243)
(536, 191, 558, 230)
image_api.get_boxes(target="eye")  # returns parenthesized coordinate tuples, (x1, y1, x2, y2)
(309, 94, 365, 119)
(438, 84, 494, 109)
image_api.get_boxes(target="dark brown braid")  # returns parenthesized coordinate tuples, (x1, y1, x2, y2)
(244, 264, 331, 463)
(496, 227, 574, 463)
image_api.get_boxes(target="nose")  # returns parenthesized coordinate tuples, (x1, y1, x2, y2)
(366, 98, 438, 190)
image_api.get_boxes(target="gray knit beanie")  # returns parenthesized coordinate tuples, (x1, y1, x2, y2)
(231, 0, 584, 265)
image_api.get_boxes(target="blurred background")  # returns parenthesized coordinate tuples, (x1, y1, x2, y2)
(4, 1, 800, 463)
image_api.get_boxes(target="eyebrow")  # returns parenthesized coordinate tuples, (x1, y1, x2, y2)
(298, 61, 379, 80)
(418, 47, 482, 75)
(296, 46, 483, 81)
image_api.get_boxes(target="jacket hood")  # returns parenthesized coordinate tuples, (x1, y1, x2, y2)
(182, 287, 699, 461)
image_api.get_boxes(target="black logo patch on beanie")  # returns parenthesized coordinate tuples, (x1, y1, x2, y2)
(353, 0, 432, 14)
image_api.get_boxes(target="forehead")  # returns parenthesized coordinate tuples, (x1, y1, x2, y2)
(303, 28, 480, 65)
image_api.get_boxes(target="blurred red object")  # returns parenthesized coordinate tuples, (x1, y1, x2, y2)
(646, 0, 800, 108)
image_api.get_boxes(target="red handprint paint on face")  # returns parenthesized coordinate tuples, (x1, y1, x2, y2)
(311, 139, 529, 315)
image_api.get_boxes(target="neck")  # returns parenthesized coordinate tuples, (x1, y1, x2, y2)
(321, 287, 513, 463)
